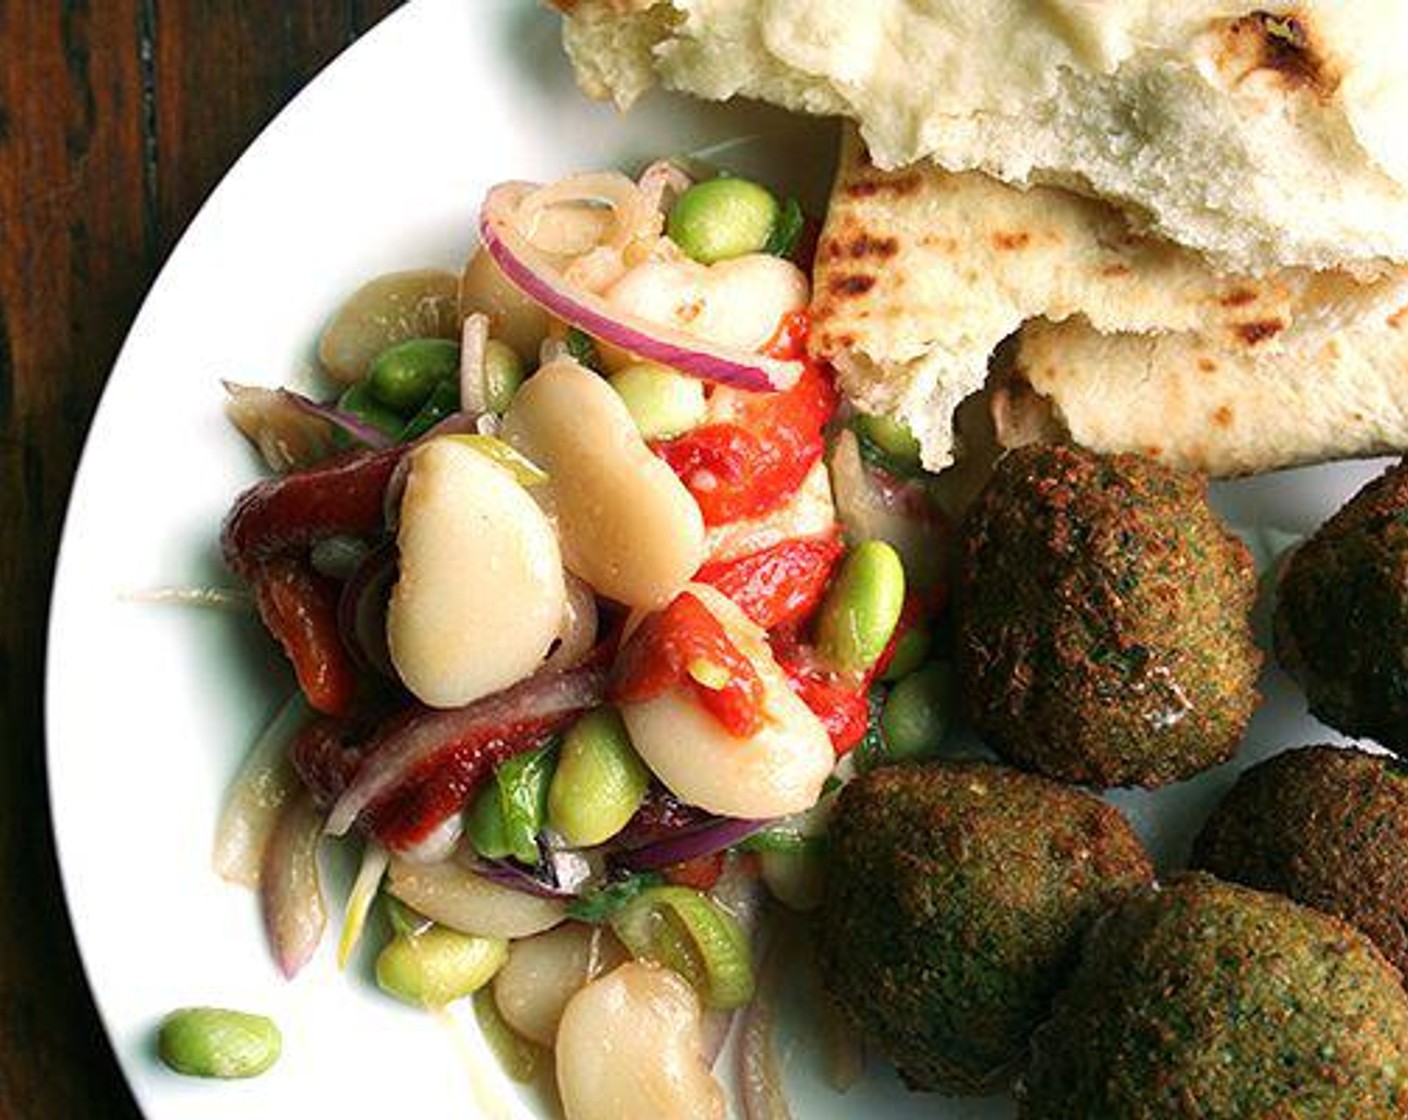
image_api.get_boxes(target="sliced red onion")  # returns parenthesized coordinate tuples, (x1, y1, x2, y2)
(222, 381, 339, 472)
(471, 858, 579, 901)
(617, 816, 771, 871)
(480, 183, 800, 393)
(541, 574, 599, 675)
(459, 312, 491, 415)
(213, 693, 309, 888)
(260, 790, 328, 979)
(284, 388, 395, 450)
(325, 664, 608, 837)
(393, 813, 464, 864)
(738, 929, 795, 1120)
(336, 542, 397, 678)
(336, 842, 389, 969)
(637, 159, 693, 218)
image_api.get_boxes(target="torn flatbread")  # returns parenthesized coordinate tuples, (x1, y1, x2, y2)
(560, 0, 1408, 274)
(809, 126, 1406, 470)
(994, 294, 1408, 477)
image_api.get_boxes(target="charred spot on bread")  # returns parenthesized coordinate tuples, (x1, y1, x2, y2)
(1219, 287, 1259, 308)
(1234, 318, 1286, 346)
(828, 273, 877, 297)
(1217, 10, 1339, 98)
(844, 173, 922, 200)
(992, 231, 1032, 252)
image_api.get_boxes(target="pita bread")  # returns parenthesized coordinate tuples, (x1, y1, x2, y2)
(810, 127, 1405, 470)
(560, 0, 1408, 274)
(995, 293, 1408, 477)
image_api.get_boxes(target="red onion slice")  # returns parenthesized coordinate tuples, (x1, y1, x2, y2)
(617, 815, 771, 872)
(470, 858, 579, 901)
(213, 693, 309, 888)
(479, 183, 801, 393)
(459, 312, 491, 415)
(325, 663, 608, 837)
(336, 542, 397, 678)
(738, 929, 795, 1120)
(284, 388, 395, 450)
(260, 790, 328, 979)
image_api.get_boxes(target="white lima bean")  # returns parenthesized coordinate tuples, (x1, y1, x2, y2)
(619, 583, 834, 818)
(556, 962, 724, 1120)
(604, 253, 808, 352)
(387, 438, 566, 708)
(459, 247, 551, 361)
(387, 857, 566, 940)
(493, 922, 628, 1046)
(501, 359, 705, 609)
(318, 269, 460, 385)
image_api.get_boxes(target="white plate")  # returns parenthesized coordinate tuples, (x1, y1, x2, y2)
(45, 1, 1383, 1118)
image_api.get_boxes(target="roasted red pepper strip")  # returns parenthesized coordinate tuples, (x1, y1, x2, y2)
(696, 535, 844, 631)
(222, 444, 404, 575)
(653, 314, 836, 528)
(363, 717, 565, 852)
(613, 592, 765, 738)
(654, 361, 837, 526)
(773, 637, 872, 754)
(251, 558, 360, 716)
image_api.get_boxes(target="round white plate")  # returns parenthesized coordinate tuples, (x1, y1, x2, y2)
(45, 1, 1383, 1118)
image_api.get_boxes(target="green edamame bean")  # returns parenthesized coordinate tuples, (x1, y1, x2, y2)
(881, 619, 932, 682)
(157, 1007, 281, 1080)
(608, 362, 707, 440)
(375, 927, 508, 1008)
(667, 177, 781, 265)
(482, 339, 525, 413)
(816, 541, 907, 673)
(465, 782, 512, 861)
(384, 894, 434, 938)
(881, 662, 954, 762)
(368, 338, 461, 412)
(398, 378, 460, 441)
(854, 413, 923, 472)
(548, 707, 649, 847)
(338, 381, 406, 440)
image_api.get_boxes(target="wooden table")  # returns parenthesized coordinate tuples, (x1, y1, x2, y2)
(0, 4, 400, 1113)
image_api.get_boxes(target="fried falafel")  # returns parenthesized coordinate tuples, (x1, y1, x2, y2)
(1020, 874, 1408, 1120)
(1276, 457, 1408, 752)
(957, 445, 1261, 788)
(817, 760, 1153, 1094)
(1193, 744, 1408, 975)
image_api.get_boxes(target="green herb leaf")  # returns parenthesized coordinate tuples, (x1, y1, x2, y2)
(564, 328, 601, 371)
(567, 872, 665, 924)
(495, 743, 557, 866)
(764, 197, 805, 260)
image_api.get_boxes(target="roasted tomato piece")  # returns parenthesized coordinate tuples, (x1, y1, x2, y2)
(251, 558, 360, 716)
(696, 536, 844, 631)
(613, 591, 765, 738)
(654, 361, 838, 527)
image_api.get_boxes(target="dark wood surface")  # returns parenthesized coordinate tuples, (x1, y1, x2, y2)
(0, 3, 401, 1114)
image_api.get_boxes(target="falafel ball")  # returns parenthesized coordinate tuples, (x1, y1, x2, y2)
(1020, 874, 1408, 1119)
(817, 761, 1153, 1094)
(957, 445, 1260, 788)
(1276, 458, 1408, 752)
(1193, 744, 1408, 974)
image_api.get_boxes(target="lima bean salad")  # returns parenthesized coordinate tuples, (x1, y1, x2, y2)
(194, 161, 953, 1117)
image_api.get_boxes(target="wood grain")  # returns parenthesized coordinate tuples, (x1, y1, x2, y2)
(0, 3, 401, 1115)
